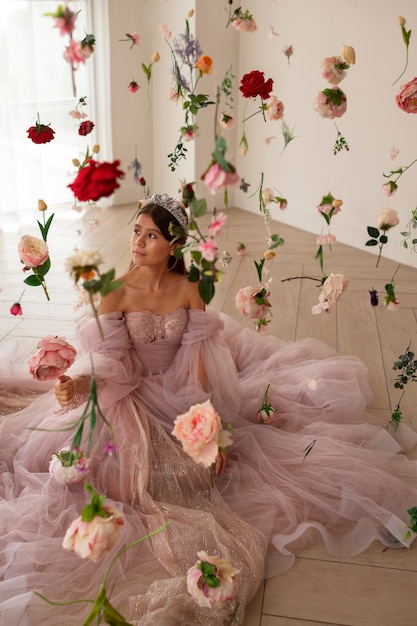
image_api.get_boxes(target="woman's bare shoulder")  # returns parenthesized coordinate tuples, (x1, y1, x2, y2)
(99, 270, 133, 314)
(180, 275, 205, 311)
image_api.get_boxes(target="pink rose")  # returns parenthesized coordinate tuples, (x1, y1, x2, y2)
(232, 18, 257, 32)
(28, 335, 77, 381)
(321, 56, 347, 85)
(256, 408, 277, 424)
(49, 447, 91, 485)
(208, 212, 227, 237)
(187, 551, 239, 609)
(314, 88, 347, 119)
(396, 77, 417, 114)
(381, 182, 397, 196)
(376, 208, 400, 230)
(316, 233, 336, 245)
(203, 162, 240, 192)
(62, 504, 124, 561)
(235, 285, 271, 319)
(63, 40, 92, 68)
(312, 273, 348, 315)
(262, 188, 275, 204)
(387, 300, 400, 311)
(267, 96, 284, 121)
(172, 400, 223, 467)
(18, 235, 49, 268)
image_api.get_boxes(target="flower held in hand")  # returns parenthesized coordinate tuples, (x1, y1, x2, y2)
(187, 550, 239, 609)
(28, 335, 77, 381)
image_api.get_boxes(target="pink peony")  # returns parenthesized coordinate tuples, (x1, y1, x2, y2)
(235, 285, 271, 320)
(49, 448, 91, 485)
(376, 208, 400, 230)
(28, 335, 77, 381)
(187, 551, 239, 609)
(172, 400, 223, 467)
(232, 18, 257, 32)
(396, 77, 417, 114)
(62, 504, 124, 561)
(266, 96, 285, 121)
(198, 239, 218, 262)
(321, 56, 347, 85)
(18, 235, 49, 268)
(203, 163, 240, 192)
(312, 273, 348, 315)
(316, 233, 336, 246)
(314, 88, 347, 119)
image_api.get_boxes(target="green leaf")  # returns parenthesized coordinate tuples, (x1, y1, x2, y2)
(367, 226, 380, 238)
(190, 198, 207, 218)
(188, 265, 200, 283)
(198, 277, 215, 304)
(365, 239, 378, 247)
(24, 274, 42, 286)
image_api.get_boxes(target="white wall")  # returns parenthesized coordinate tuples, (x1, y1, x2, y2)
(106, 0, 417, 268)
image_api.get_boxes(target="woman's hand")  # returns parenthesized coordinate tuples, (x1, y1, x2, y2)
(215, 449, 228, 475)
(54, 375, 75, 406)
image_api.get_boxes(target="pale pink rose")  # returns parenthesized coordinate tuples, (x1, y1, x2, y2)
(28, 335, 77, 381)
(262, 187, 275, 204)
(387, 300, 400, 311)
(381, 182, 397, 196)
(314, 88, 347, 119)
(376, 208, 400, 230)
(198, 239, 218, 262)
(266, 96, 284, 121)
(321, 56, 347, 85)
(316, 233, 336, 245)
(256, 408, 277, 424)
(220, 113, 236, 129)
(62, 504, 124, 561)
(63, 40, 92, 67)
(18, 235, 49, 268)
(312, 273, 348, 315)
(396, 77, 417, 114)
(172, 400, 223, 467)
(159, 23, 172, 40)
(209, 212, 227, 237)
(49, 448, 91, 485)
(235, 285, 271, 319)
(187, 551, 239, 609)
(232, 18, 257, 32)
(203, 163, 240, 192)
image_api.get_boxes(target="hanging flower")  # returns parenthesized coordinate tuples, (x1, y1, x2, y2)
(320, 56, 350, 85)
(62, 484, 124, 561)
(28, 335, 77, 382)
(314, 87, 347, 119)
(235, 284, 271, 320)
(282, 44, 294, 66)
(239, 70, 273, 99)
(203, 162, 240, 191)
(341, 44, 356, 65)
(68, 159, 125, 202)
(232, 15, 257, 33)
(180, 123, 199, 141)
(119, 32, 140, 48)
(49, 447, 91, 485)
(220, 112, 235, 129)
(208, 212, 228, 237)
(26, 115, 55, 144)
(10, 302, 23, 316)
(256, 383, 277, 424)
(382, 181, 398, 196)
(78, 120, 95, 136)
(396, 77, 417, 113)
(369, 288, 379, 307)
(18, 235, 49, 268)
(392, 16, 412, 86)
(159, 23, 172, 40)
(312, 273, 349, 315)
(128, 80, 140, 93)
(45, 4, 77, 36)
(198, 239, 218, 262)
(266, 96, 285, 121)
(195, 54, 213, 75)
(63, 38, 94, 68)
(376, 208, 400, 230)
(187, 551, 239, 609)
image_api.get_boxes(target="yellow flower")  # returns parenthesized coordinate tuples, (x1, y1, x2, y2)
(332, 198, 343, 210)
(37, 199, 48, 212)
(341, 45, 356, 65)
(195, 55, 213, 75)
(152, 52, 160, 63)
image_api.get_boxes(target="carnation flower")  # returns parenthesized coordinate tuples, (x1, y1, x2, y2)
(321, 56, 349, 85)
(187, 551, 239, 609)
(316, 233, 336, 246)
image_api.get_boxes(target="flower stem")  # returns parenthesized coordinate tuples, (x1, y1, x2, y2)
(88, 292, 104, 340)
(281, 275, 321, 283)
(393, 44, 409, 86)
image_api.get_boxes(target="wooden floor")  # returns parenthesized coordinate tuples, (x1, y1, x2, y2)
(1, 204, 417, 626)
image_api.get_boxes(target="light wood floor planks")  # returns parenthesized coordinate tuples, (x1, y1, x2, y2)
(1, 204, 417, 626)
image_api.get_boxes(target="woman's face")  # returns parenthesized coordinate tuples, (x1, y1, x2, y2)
(131, 213, 174, 268)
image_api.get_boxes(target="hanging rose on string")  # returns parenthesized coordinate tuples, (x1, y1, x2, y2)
(312, 273, 349, 315)
(314, 87, 347, 119)
(26, 114, 55, 144)
(68, 159, 125, 202)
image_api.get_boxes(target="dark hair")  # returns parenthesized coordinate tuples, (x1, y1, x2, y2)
(129, 202, 188, 274)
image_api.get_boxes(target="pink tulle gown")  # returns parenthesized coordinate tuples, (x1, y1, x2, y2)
(1, 307, 417, 626)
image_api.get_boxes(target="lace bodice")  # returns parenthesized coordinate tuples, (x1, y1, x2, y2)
(124, 307, 189, 344)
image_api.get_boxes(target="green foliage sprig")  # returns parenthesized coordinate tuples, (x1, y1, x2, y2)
(390, 341, 417, 427)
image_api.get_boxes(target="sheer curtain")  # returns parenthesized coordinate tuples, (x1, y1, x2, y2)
(0, 0, 95, 228)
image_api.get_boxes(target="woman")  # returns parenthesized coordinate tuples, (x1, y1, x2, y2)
(1, 194, 417, 626)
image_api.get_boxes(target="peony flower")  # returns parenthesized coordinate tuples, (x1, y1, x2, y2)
(78, 120, 95, 136)
(316, 233, 336, 246)
(198, 239, 218, 262)
(235, 285, 271, 319)
(27, 118, 55, 144)
(195, 54, 213, 75)
(10, 302, 23, 316)
(63, 503, 124, 561)
(232, 17, 257, 32)
(202, 162, 240, 192)
(128, 80, 140, 93)
(396, 77, 417, 114)
(172, 400, 224, 467)
(239, 70, 273, 99)
(49, 447, 91, 485)
(187, 550, 239, 609)
(220, 112, 235, 129)
(28, 335, 77, 381)
(18, 235, 49, 268)
(266, 96, 284, 121)
(376, 208, 400, 230)
(209, 212, 227, 237)
(312, 273, 349, 315)
(314, 88, 347, 119)
(321, 56, 349, 85)
(68, 159, 125, 202)
(382, 181, 398, 196)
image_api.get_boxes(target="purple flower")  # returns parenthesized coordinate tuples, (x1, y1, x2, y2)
(369, 289, 379, 307)
(103, 441, 117, 456)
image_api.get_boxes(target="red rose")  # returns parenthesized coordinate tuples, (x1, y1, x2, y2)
(68, 159, 125, 202)
(239, 70, 273, 99)
(78, 120, 95, 136)
(27, 121, 55, 144)
(10, 302, 23, 316)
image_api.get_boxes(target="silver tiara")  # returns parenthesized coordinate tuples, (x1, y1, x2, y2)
(145, 193, 189, 236)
